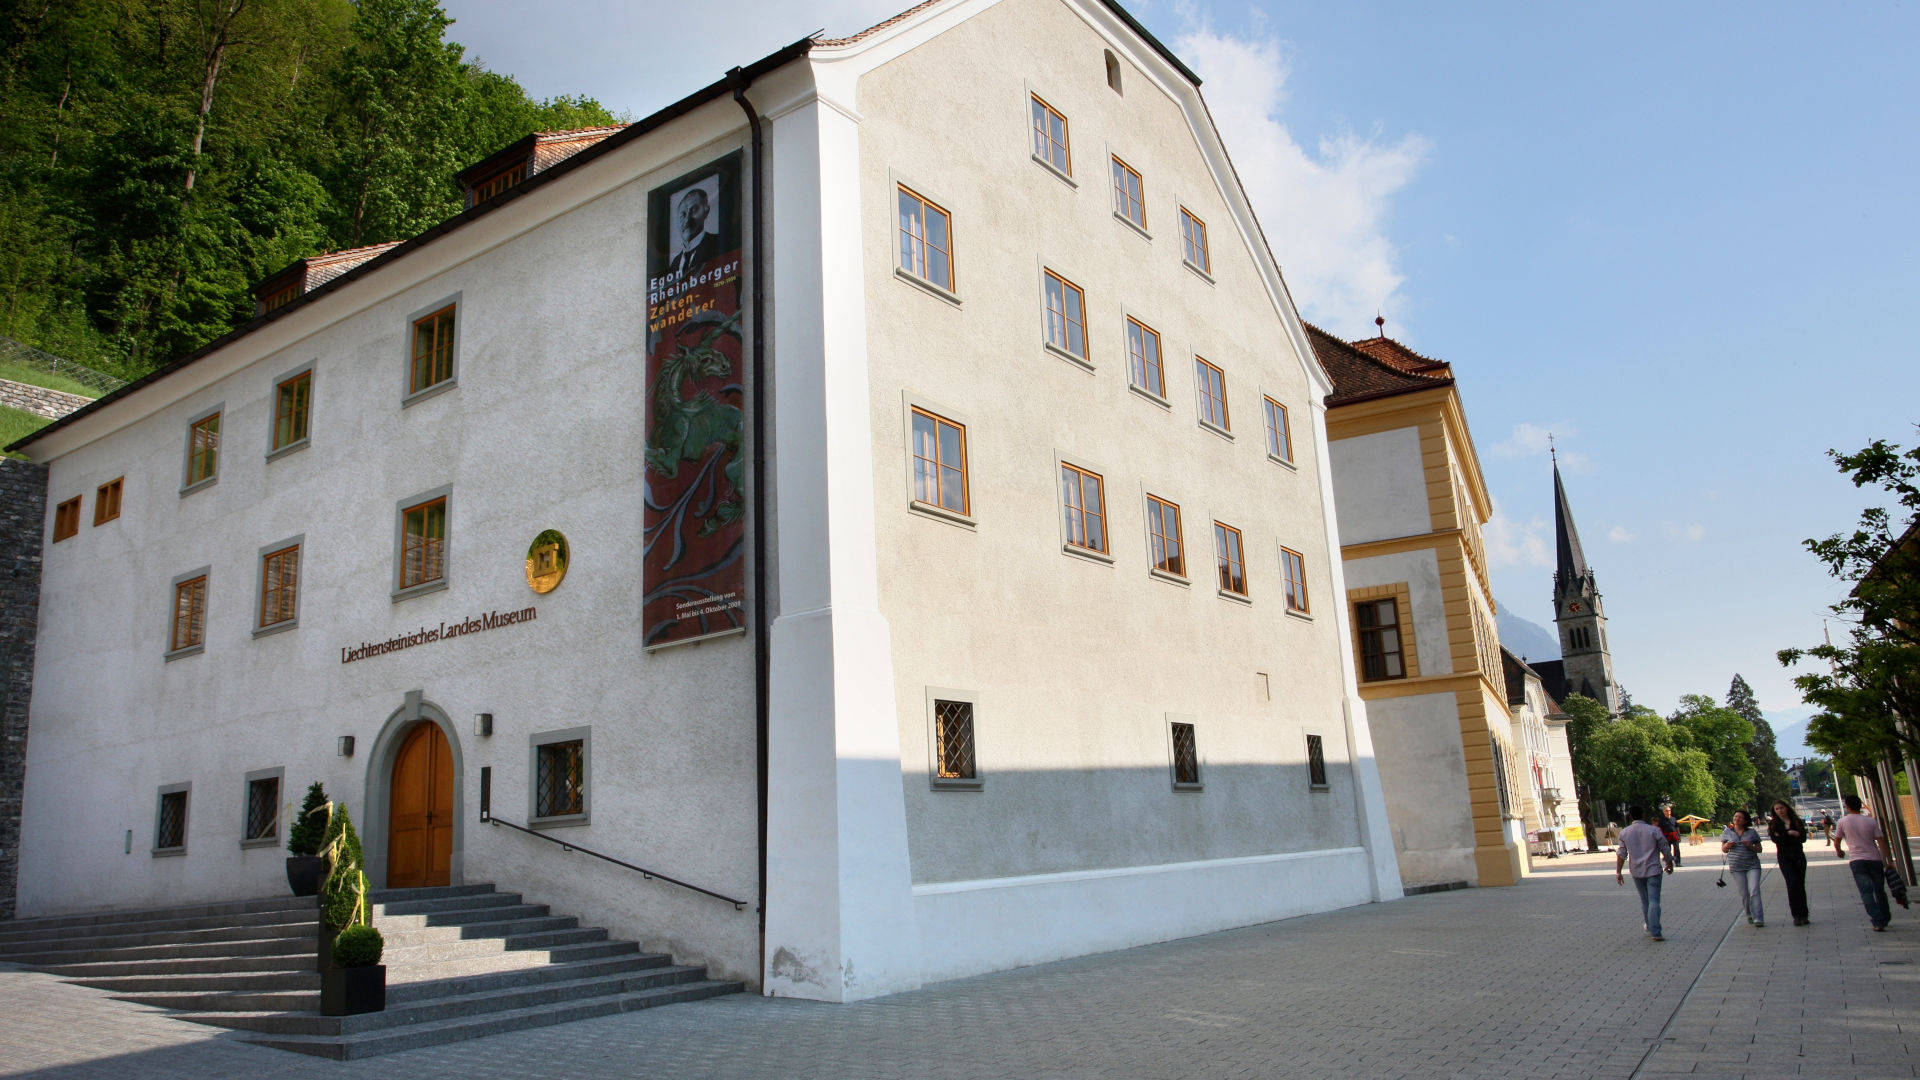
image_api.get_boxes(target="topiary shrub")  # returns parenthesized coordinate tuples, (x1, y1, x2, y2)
(287, 782, 330, 857)
(320, 803, 369, 932)
(332, 923, 385, 967)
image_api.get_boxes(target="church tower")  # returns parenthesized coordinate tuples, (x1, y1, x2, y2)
(1551, 457, 1621, 714)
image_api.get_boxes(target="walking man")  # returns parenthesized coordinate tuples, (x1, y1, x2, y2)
(1617, 805, 1677, 940)
(1833, 794, 1894, 931)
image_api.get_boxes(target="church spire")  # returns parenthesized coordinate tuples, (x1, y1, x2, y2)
(1552, 458, 1590, 595)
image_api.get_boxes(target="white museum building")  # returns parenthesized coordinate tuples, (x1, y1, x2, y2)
(10, 0, 1403, 1000)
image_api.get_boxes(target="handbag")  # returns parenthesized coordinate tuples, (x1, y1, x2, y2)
(1716, 852, 1727, 888)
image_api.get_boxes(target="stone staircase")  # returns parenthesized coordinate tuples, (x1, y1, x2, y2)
(0, 883, 744, 1059)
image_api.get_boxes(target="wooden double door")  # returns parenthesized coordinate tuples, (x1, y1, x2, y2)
(387, 721, 453, 889)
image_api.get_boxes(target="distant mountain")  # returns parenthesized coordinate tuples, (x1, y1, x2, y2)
(1497, 605, 1560, 665)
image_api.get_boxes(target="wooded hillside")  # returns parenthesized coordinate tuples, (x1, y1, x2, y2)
(0, 0, 619, 379)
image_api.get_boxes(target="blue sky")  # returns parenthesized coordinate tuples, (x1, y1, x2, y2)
(440, 0, 1920, 751)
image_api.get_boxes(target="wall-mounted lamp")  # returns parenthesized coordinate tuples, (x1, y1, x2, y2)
(474, 713, 494, 737)
(337, 735, 355, 757)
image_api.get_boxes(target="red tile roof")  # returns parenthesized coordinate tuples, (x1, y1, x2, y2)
(1304, 323, 1453, 406)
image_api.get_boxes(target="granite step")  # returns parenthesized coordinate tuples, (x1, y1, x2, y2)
(0, 895, 313, 934)
(0, 919, 313, 957)
(0, 907, 315, 947)
(0, 934, 316, 967)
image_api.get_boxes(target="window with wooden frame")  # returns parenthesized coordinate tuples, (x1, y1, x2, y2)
(1214, 522, 1247, 596)
(1146, 495, 1184, 577)
(1281, 546, 1309, 613)
(244, 774, 279, 842)
(469, 161, 527, 206)
(1030, 94, 1071, 175)
(1042, 270, 1087, 359)
(1111, 156, 1145, 229)
(185, 411, 221, 487)
(1170, 721, 1201, 789)
(171, 574, 207, 653)
(259, 284, 297, 314)
(94, 478, 123, 525)
(1307, 733, 1329, 789)
(154, 786, 188, 853)
(1126, 318, 1164, 397)
(1263, 397, 1293, 463)
(1195, 357, 1230, 431)
(1179, 207, 1211, 274)
(259, 543, 300, 629)
(410, 306, 456, 395)
(400, 497, 447, 590)
(535, 739, 586, 818)
(52, 496, 80, 542)
(1060, 463, 1108, 554)
(274, 370, 311, 451)
(911, 408, 969, 515)
(933, 699, 977, 785)
(1355, 597, 1405, 681)
(896, 186, 954, 292)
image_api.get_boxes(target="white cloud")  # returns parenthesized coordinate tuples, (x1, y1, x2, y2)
(1488, 422, 1591, 470)
(1662, 522, 1706, 542)
(1485, 498, 1553, 571)
(1174, 23, 1428, 337)
(1608, 525, 1637, 543)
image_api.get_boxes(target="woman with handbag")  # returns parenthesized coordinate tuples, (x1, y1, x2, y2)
(1769, 800, 1811, 926)
(1722, 809, 1766, 927)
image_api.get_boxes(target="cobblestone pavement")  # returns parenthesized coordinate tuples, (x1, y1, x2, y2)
(3, 850, 1914, 1079)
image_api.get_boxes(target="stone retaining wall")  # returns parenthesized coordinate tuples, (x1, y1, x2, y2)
(0, 378, 91, 420)
(0, 457, 46, 919)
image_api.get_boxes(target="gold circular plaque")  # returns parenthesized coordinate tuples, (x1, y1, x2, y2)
(525, 530, 569, 594)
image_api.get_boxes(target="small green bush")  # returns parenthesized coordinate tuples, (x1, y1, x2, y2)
(320, 803, 368, 931)
(332, 923, 384, 967)
(287, 782, 330, 856)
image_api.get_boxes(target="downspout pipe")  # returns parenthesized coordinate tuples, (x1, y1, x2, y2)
(728, 67, 772, 978)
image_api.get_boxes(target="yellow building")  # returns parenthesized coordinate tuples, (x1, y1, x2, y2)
(1309, 325, 1528, 889)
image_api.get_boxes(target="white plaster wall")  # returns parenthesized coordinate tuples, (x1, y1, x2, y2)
(1342, 548, 1451, 676)
(1328, 426, 1430, 545)
(16, 106, 765, 984)
(1365, 692, 1479, 888)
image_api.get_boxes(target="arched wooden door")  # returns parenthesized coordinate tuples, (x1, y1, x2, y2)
(387, 722, 453, 888)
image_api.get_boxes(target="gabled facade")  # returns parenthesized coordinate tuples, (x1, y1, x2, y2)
(1502, 647, 1583, 853)
(10, 0, 1402, 1001)
(1311, 325, 1527, 889)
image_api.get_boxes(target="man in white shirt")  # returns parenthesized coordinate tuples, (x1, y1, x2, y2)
(1616, 804, 1677, 940)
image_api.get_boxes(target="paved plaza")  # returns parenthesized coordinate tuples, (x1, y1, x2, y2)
(2, 850, 1914, 1079)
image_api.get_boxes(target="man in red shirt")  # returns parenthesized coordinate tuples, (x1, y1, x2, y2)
(1833, 794, 1895, 931)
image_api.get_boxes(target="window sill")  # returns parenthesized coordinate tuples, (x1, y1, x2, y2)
(266, 438, 311, 464)
(894, 266, 961, 306)
(931, 777, 984, 792)
(392, 578, 450, 604)
(240, 836, 280, 850)
(1114, 212, 1151, 241)
(252, 619, 298, 640)
(909, 501, 977, 530)
(402, 379, 458, 410)
(1218, 589, 1253, 606)
(1199, 420, 1234, 442)
(179, 476, 218, 498)
(530, 814, 590, 829)
(1285, 607, 1314, 622)
(151, 847, 186, 858)
(1149, 568, 1190, 588)
(1310, 784, 1331, 794)
(163, 644, 204, 663)
(1061, 543, 1114, 566)
(1183, 260, 1215, 285)
(1172, 782, 1204, 793)
(1128, 383, 1171, 410)
(1043, 341, 1095, 374)
(1268, 452, 1298, 471)
(1031, 154, 1077, 188)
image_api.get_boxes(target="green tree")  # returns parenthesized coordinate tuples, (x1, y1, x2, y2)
(1726, 674, 1792, 811)
(1669, 693, 1756, 821)
(1581, 706, 1716, 818)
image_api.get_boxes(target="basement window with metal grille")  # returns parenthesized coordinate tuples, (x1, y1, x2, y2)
(1170, 721, 1202, 791)
(242, 769, 281, 847)
(529, 727, 590, 826)
(929, 692, 981, 790)
(154, 784, 189, 855)
(1307, 733, 1329, 790)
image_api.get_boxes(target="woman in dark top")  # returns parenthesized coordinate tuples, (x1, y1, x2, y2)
(1770, 800, 1811, 926)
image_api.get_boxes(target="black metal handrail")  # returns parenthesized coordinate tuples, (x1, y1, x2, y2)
(479, 768, 750, 911)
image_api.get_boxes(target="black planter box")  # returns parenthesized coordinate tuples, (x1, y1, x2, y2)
(317, 923, 338, 973)
(286, 855, 326, 897)
(320, 964, 386, 1016)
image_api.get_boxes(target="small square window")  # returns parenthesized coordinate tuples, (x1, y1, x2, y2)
(274, 371, 312, 451)
(1180, 208, 1211, 275)
(1307, 733, 1329, 789)
(1126, 318, 1164, 398)
(154, 786, 188, 853)
(934, 699, 977, 784)
(1264, 397, 1293, 463)
(93, 478, 123, 526)
(1030, 94, 1071, 175)
(259, 543, 300, 629)
(400, 497, 447, 591)
(186, 411, 221, 487)
(1171, 722, 1201, 789)
(171, 575, 207, 653)
(1214, 522, 1247, 597)
(911, 408, 969, 515)
(1196, 357, 1230, 431)
(411, 306, 457, 395)
(897, 186, 954, 292)
(1281, 547, 1310, 614)
(1111, 156, 1145, 229)
(1146, 495, 1184, 578)
(535, 740, 585, 818)
(244, 775, 279, 841)
(1357, 597, 1405, 681)
(52, 496, 80, 542)
(1043, 270, 1087, 359)
(1060, 463, 1108, 554)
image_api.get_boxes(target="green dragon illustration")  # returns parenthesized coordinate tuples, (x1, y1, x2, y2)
(647, 309, 743, 536)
